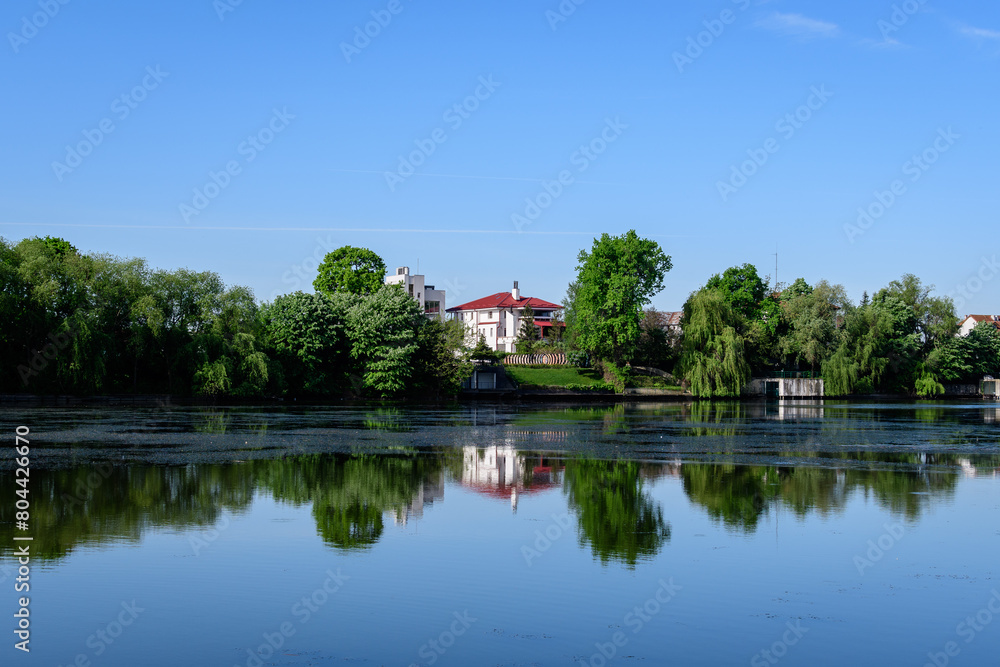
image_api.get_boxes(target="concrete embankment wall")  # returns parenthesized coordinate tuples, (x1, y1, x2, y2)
(744, 378, 825, 398)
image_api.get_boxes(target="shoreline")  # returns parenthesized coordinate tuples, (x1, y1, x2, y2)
(1, 391, 995, 407)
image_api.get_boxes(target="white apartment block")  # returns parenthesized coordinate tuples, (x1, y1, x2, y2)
(385, 266, 446, 321)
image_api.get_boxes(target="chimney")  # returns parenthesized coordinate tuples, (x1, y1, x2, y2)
(512, 281, 520, 301)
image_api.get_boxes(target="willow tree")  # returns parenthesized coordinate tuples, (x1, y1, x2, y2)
(679, 289, 750, 398)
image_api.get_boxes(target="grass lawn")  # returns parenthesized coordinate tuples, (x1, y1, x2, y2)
(503, 366, 606, 388)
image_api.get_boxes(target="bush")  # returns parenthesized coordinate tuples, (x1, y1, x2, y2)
(565, 382, 615, 392)
(567, 350, 590, 367)
(600, 361, 631, 392)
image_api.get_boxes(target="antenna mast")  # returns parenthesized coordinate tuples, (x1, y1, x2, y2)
(773, 245, 778, 292)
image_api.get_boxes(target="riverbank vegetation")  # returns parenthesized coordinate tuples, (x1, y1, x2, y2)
(4, 233, 996, 399)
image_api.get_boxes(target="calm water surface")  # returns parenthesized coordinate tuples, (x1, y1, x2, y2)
(1, 401, 999, 666)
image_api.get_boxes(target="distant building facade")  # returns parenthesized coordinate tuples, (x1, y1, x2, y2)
(446, 281, 562, 352)
(958, 315, 1000, 337)
(385, 266, 446, 321)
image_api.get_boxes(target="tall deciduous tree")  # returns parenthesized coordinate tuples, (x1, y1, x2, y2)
(572, 231, 672, 365)
(313, 246, 387, 295)
(346, 284, 424, 397)
(779, 280, 850, 372)
(260, 291, 353, 396)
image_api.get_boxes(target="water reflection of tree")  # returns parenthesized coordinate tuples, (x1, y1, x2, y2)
(682, 455, 964, 531)
(681, 464, 779, 530)
(563, 459, 670, 567)
(684, 401, 745, 437)
(256, 454, 444, 550)
(0, 464, 254, 560)
(0, 453, 447, 561)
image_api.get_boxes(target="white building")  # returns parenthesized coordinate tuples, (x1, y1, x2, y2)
(446, 281, 563, 352)
(385, 266, 446, 321)
(958, 315, 1000, 337)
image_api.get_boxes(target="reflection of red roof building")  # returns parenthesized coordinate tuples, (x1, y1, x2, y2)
(461, 445, 563, 512)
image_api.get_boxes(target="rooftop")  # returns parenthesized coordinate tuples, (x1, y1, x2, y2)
(447, 292, 562, 313)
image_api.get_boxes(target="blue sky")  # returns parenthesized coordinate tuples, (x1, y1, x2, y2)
(2, 0, 998, 313)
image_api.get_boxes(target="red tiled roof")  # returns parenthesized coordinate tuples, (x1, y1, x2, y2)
(962, 315, 1000, 330)
(447, 292, 563, 312)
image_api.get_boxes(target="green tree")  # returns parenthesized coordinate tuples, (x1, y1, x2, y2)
(469, 334, 498, 363)
(562, 280, 581, 349)
(822, 294, 920, 395)
(516, 303, 539, 354)
(347, 285, 424, 397)
(678, 289, 750, 398)
(260, 291, 353, 396)
(573, 231, 672, 365)
(634, 309, 679, 371)
(313, 246, 386, 295)
(779, 280, 849, 372)
(705, 263, 782, 371)
(879, 274, 957, 350)
(705, 263, 768, 320)
(411, 318, 473, 397)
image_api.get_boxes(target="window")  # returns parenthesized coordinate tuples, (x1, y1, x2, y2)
(425, 301, 440, 314)
(489, 311, 494, 318)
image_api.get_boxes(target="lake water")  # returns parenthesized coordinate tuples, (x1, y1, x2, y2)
(2, 401, 999, 666)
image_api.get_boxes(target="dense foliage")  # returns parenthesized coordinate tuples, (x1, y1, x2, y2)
(313, 245, 387, 296)
(570, 230, 672, 366)
(6, 233, 993, 400)
(1, 237, 467, 399)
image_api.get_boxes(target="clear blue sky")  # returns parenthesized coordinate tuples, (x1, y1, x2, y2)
(2, 0, 998, 313)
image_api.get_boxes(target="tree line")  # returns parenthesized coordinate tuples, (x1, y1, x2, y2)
(5, 232, 995, 399)
(0, 237, 467, 398)
(554, 233, 999, 397)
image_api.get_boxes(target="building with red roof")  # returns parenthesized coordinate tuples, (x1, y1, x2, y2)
(446, 281, 563, 352)
(959, 315, 1000, 337)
